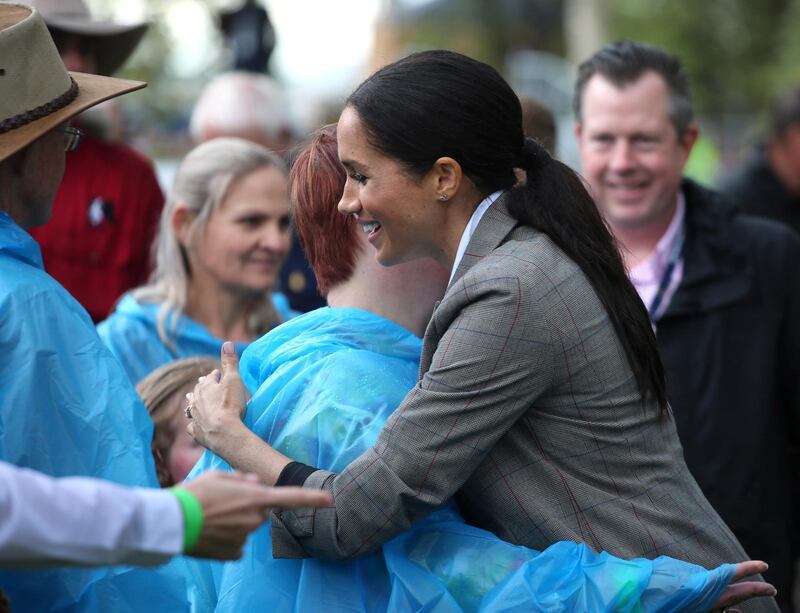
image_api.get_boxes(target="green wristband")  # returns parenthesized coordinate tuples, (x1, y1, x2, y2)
(170, 487, 205, 553)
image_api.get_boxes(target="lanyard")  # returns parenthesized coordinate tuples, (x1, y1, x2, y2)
(648, 221, 685, 322)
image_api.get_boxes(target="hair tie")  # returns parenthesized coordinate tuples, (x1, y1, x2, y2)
(518, 137, 552, 170)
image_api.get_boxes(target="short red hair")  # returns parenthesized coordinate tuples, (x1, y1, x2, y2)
(290, 125, 361, 296)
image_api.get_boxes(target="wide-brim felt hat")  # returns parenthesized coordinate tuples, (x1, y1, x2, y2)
(25, 0, 148, 76)
(0, 4, 145, 163)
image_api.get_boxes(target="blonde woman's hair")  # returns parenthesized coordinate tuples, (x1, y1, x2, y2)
(133, 137, 288, 346)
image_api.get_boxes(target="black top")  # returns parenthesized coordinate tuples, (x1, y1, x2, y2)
(659, 179, 800, 608)
(718, 147, 800, 237)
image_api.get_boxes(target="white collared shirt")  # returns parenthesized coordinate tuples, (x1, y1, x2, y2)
(0, 461, 182, 567)
(448, 190, 504, 285)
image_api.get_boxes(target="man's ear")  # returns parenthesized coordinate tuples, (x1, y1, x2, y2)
(574, 122, 583, 143)
(430, 156, 462, 198)
(171, 204, 196, 247)
(6, 145, 32, 178)
(679, 122, 700, 159)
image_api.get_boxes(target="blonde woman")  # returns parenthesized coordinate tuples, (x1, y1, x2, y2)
(98, 137, 296, 384)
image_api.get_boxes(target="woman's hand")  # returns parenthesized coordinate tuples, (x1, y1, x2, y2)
(187, 341, 248, 454)
(186, 342, 293, 485)
(182, 471, 331, 560)
(711, 560, 777, 612)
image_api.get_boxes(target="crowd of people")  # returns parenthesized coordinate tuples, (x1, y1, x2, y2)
(1, 1, 798, 612)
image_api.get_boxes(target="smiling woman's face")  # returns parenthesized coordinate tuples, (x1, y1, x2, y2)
(336, 107, 440, 267)
(188, 164, 291, 295)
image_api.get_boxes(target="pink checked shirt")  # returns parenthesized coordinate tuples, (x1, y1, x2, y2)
(629, 193, 686, 322)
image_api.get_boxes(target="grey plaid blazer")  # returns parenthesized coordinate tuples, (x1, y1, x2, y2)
(272, 195, 777, 611)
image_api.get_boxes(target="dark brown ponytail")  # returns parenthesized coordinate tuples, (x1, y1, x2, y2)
(510, 137, 667, 411)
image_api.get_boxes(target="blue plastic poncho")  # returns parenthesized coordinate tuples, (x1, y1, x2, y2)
(97, 292, 297, 384)
(185, 307, 734, 612)
(0, 212, 188, 611)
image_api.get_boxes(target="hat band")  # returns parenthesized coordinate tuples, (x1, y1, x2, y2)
(0, 77, 79, 135)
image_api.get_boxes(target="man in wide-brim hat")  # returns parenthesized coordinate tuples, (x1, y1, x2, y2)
(28, 0, 147, 76)
(24, 0, 166, 323)
(0, 6, 334, 610)
(24, 0, 147, 76)
(0, 4, 179, 608)
(0, 4, 144, 213)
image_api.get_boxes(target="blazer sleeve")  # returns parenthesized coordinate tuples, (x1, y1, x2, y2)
(271, 272, 556, 559)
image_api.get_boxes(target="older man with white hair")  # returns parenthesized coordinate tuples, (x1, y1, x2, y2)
(189, 71, 293, 154)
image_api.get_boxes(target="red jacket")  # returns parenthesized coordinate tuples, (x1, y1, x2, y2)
(30, 134, 164, 322)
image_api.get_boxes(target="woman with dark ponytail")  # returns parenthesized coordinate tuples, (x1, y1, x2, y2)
(189, 51, 774, 611)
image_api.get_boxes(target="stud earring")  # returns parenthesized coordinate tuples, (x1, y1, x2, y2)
(438, 194, 449, 201)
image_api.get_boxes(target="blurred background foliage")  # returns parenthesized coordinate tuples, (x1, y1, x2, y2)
(85, 0, 800, 177)
(612, 0, 800, 116)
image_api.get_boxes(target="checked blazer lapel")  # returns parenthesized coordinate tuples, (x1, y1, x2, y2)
(419, 193, 519, 376)
(448, 192, 519, 290)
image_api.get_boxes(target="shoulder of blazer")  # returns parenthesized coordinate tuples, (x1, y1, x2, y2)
(449, 193, 518, 288)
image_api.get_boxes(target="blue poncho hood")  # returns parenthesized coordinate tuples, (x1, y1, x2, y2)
(98, 290, 296, 385)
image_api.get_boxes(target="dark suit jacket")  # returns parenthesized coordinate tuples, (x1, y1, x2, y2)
(718, 147, 800, 236)
(657, 180, 800, 607)
(272, 194, 778, 612)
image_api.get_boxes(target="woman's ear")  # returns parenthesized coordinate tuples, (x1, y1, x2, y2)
(171, 204, 196, 247)
(430, 156, 462, 199)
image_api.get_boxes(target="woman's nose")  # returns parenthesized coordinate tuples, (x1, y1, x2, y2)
(337, 183, 361, 216)
(260, 225, 291, 254)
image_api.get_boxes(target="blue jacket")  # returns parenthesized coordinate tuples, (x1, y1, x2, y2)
(97, 292, 296, 384)
(0, 212, 187, 610)
(181, 307, 734, 613)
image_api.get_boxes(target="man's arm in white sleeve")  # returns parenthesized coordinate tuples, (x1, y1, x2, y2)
(0, 461, 182, 568)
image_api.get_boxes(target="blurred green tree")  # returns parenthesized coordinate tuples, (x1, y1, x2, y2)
(612, 0, 800, 116)
(86, 0, 224, 154)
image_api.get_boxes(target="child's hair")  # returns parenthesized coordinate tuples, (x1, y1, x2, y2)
(136, 357, 219, 486)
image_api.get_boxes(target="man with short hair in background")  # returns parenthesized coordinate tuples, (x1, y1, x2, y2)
(574, 40, 800, 612)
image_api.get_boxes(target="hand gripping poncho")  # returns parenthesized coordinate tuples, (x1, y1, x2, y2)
(185, 307, 734, 612)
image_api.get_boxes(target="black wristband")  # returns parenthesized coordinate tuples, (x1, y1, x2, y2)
(276, 461, 318, 487)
